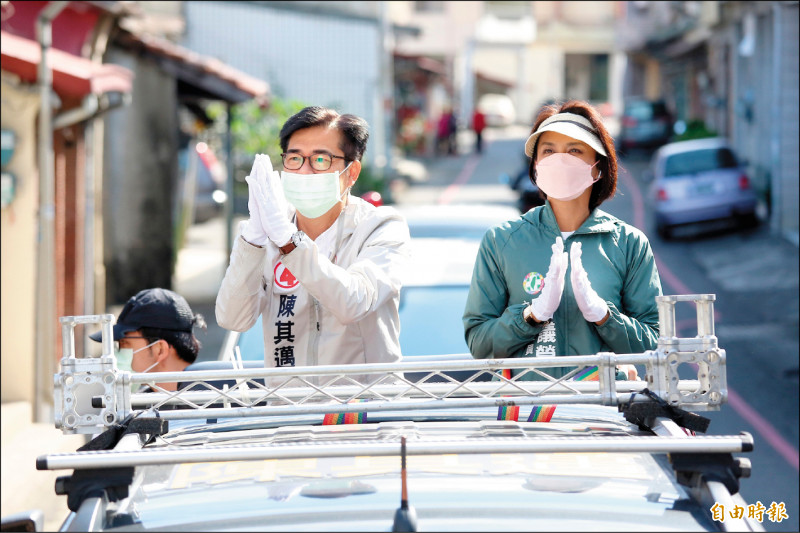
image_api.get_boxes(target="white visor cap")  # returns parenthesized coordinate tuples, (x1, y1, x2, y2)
(524, 112, 608, 157)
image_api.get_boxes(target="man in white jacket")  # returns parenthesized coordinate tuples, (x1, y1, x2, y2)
(216, 106, 410, 375)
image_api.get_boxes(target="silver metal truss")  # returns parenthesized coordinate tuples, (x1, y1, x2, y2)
(38, 433, 754, 471)
(53, 294, 726, 434)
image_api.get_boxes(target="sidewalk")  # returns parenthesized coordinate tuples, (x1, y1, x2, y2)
(1, 403, 85, 531)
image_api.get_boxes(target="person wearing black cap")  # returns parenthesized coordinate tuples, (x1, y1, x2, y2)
(90, 288, 206, 391)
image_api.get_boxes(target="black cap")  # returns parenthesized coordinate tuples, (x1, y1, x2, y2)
(90, 288, 199, 342)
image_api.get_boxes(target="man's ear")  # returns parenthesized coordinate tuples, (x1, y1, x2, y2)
(346, 160, 362, 188)
(154, 339, 170, 363)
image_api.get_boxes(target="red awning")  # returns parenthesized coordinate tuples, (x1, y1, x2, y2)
(0, 30, 133, 99)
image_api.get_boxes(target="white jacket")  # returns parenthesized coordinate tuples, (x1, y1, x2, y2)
(216, 196, 410, 372)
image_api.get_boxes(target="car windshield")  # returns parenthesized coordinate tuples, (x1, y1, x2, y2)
(233, 286, 473, 361)
(408, 225, 490, 240)
(626, 102, 655, 120)
(663, 147, 738, 177)
(399, 285, 470, 356)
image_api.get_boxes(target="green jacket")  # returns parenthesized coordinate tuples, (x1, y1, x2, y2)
(463, 201, 662, 380)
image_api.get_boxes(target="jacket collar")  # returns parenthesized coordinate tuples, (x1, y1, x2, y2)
(524, 200, 617, 235)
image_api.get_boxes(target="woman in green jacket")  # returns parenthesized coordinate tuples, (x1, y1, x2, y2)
(463, 100, 662, 380)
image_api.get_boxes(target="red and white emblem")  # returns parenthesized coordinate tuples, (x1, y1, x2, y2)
(273, 262, 298, 290)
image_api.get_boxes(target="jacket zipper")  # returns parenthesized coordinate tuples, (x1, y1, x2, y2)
(310, 297, 321, 369)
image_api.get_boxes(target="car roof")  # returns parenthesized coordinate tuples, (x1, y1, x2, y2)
(654, 137, 733, 159)
(404, 237, 479, 286)
(399, 203, 520, 286)
(117, 405, 715, 531)
(399, 203, 520, 230)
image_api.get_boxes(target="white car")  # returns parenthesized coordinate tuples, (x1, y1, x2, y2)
(477, 93, 516, 127)
(397, 203, 520, 359)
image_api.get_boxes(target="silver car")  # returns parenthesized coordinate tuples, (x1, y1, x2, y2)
(646, 138, 758, 239)
(25, 295, 765, 532)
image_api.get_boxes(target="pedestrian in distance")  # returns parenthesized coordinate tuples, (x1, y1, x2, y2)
(89, 288, 206, 392)
(436, 108, 453, 156)
(216, 106, 410, 378)
(447, 109, 458, 155)
(463, 100, 663, 381)
(472, 108, 486, 153)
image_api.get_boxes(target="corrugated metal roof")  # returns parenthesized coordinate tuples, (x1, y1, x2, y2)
(115, 29, 270, 104)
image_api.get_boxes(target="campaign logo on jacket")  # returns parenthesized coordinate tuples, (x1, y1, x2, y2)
(523, 271, 544, 295)
(273, 262, 299, 292)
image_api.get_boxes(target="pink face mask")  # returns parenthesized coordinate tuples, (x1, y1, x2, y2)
(535, 153, 601, 201)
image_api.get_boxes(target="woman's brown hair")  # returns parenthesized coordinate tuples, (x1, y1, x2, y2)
(528, 100, 617, 211)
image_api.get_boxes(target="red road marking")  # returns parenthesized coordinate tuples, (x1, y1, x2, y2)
(620, 165, 799, 471)
(437, 154, 481, 205)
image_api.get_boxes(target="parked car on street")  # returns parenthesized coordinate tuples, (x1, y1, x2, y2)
(23, 298, 764, 532)
(645, 137, 758, 239)
(177, 141, 227, 224)
(500, 154, 545, 213)
(477, 93, 516, 127)
(618, 99, 673, 152)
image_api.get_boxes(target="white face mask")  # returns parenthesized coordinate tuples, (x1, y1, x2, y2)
(115, 341, 159, 393)
(281, 162, 352, 219)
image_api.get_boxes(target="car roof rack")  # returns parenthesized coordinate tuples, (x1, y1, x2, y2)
(39, 294, 760, 533)
(51, 294, 726, 437)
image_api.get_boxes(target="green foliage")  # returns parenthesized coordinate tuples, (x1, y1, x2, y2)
(351, 164, 387, 199)
(204, 97, 389, 209)
(206, 97, 308, 213)
(673, 119, 718, 142)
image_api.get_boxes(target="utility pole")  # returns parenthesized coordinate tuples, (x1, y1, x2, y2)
(376, 1, 394, 182)
(35, 0, 69, 423)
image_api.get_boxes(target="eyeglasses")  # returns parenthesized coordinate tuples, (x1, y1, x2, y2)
(281, 152, 347, 172)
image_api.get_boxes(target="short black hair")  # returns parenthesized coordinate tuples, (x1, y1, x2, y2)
(279, 106, 369, 163)
(139, 327, 202, 365)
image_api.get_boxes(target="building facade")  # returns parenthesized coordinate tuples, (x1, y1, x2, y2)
(388, 1, 624, 136)
(180, 1, 397, 175)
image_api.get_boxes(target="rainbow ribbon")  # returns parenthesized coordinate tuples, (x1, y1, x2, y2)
(501, 368, 512, 380)
(574, 366, 599, 381)
(323, 399, 369, 425)
(497, 405, 520, 421)
(323, 412, 367, 425)
(528, 405, 556, 422)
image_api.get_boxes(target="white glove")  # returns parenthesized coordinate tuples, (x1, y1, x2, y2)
(242, 171, 269, 247)
(528, 237, 568, 322)
(569, 241, 609, 323)
(247, 154, 296, 247)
